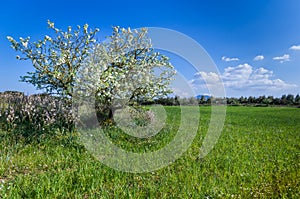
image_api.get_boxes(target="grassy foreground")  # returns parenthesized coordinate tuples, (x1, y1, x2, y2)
(0, 106, 299, 198)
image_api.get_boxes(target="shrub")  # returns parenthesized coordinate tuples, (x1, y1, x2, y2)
(0, 92, 76, 138)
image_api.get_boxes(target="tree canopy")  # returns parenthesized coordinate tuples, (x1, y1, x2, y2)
(7, 20, 99, 97)
(8, 22, 175, 101)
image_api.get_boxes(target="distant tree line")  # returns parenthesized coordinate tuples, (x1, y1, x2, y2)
(1, 91, 299, 107)
(140, 94, 300, 107)
(225, 94, 300, 106)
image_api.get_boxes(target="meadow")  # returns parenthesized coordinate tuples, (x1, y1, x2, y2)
(0, 106, 299, 198)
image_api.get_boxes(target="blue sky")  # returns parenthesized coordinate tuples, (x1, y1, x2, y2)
(0, 0, 299, 97)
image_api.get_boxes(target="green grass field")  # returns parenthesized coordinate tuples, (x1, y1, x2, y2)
(0, 106, 299, 198)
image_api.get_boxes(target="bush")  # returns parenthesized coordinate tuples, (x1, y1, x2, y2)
(0, 92, 76, 138)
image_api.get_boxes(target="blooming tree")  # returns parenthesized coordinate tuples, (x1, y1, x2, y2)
(7, 21, 175, 125)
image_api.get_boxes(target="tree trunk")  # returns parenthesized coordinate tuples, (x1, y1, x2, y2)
(96, 104, 114, 126)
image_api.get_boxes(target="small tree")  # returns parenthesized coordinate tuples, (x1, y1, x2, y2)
(267, 96, 274, 105)
(281, 94, 287, 105)
(286, 94, 294, 105)
(247, 96, 255, 104)
(199, 96, 206, 104)
(7, 20, 99, 97)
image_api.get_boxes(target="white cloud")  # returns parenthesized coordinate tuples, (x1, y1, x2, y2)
(190, 63, 297, 96)
(221, 56, 239, 62)
(195, 71, 221, 84)
(222, 64, 252, 85)
(289, 45, 300, 50)
(273, 54, 290, 63)
(191, 71, 225, 97)
(253, 55, 264, 61)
